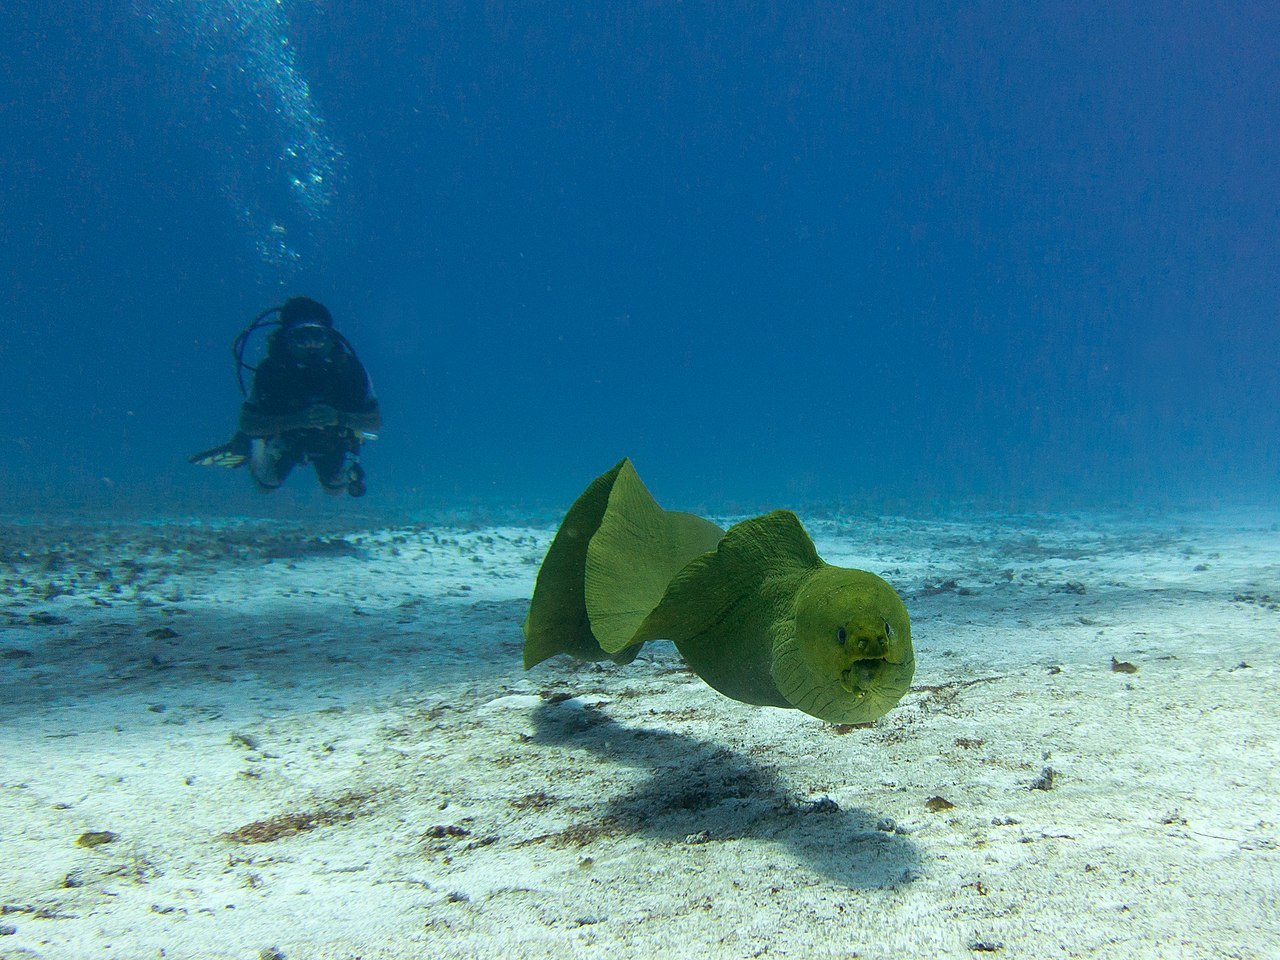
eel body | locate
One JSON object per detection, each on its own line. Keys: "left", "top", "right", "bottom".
{"left": 523, "top": 460, "right": 914, "bottom": 724}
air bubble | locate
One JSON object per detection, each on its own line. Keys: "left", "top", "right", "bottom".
{"left": 138, "top": 0, "right": 346, "bottom": 270}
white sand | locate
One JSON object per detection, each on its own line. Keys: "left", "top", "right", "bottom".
{"left": 0, "top": 509, "right": 1276, "bottom": 959}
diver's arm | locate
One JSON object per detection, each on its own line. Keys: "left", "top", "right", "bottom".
{"left": 238, "top": 406, "right": 321, "bottom": 436}
{"left": 239, "top": 359, "right": 310, "bottom": 436}
{"left": 337, "top": 405, "right": 382, "bottom": 434}
{"left": 334, "top": 358, "right": 382, "bottom": 434}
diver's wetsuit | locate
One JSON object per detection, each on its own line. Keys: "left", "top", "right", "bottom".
{"left": 239, "top": 348, "right": 381, "bottom": 494}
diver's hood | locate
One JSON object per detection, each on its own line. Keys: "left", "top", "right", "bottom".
{"left": 279, "top": 296, "right": 333, "bottom": 330}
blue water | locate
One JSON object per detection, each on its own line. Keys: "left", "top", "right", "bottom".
{"left": 3, "top": 2, "right": 1277, "bottom": 516}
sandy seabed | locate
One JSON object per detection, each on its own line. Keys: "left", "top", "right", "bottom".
{"left": 0, "top": 506, "right": 1276, "bottom": 960}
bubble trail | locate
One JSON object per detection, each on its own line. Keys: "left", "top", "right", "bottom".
{"left": 137, "top": 0, "right": 346, "bottom": 270}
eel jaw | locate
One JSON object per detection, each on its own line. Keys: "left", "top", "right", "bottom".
{"left": 839, "top": 659, "right": 883, "bottom": 695}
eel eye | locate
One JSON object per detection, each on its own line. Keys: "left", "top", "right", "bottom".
{"left": 884, "top": 620, "right": 894, "bottom": 639}
{"left": 836, "top": 626, "right": 847, "bottom": 645}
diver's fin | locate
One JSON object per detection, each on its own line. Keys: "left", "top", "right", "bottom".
{"left": 188, "top": 434, "right": 249, "bottom": 469}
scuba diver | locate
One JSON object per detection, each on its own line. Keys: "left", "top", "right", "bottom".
{"left": 190, "top": 296, "right": 381, "bottom": 497}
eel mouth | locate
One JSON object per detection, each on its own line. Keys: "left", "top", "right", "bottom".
{"left": 839, "top": 660, "right": 883, "bottom": 695}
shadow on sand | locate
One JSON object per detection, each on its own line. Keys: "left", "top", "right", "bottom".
{"left": 529, "top": 699, "right": 920, "bottom": 890}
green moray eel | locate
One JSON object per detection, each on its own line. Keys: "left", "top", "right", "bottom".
{"left": 523, "top": 460, "right": 914, "bottom": 724}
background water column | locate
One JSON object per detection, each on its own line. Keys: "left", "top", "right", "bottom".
{"left": 137, "top": 0, "right": 345, "bottom": 270}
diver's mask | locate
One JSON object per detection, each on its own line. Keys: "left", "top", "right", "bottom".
{"left": 282, "top": 322, "right": 336, "bottom": 364}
